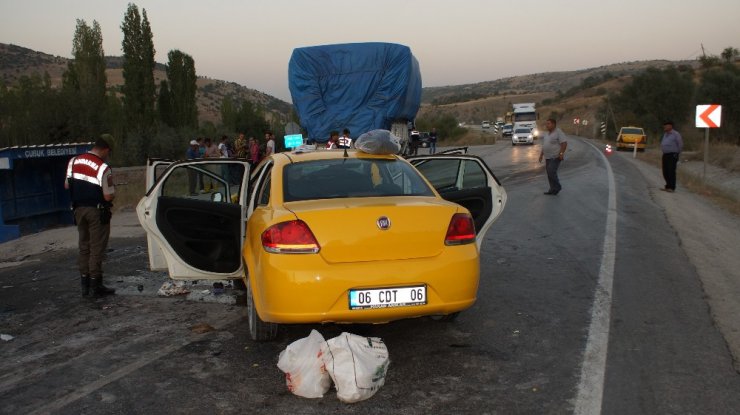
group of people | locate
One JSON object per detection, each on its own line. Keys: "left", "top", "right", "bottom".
{"left": 538, "top": 118, "right": 683, "bottom": 196}
{"left": 187, "top": 131, "right": 276, "bottom": 166}
{"left": 325, "top": 129, "right": 353, "bottom": 149}
{"left": 409, "top": 128, "right": 438, "bottom": 155}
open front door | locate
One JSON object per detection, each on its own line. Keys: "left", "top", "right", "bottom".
{"left": 143, "top": 159, "right": 175, "bottom": 271}
{"left": 409, "top": 155, "right": 507, "bottom": 249}
{"left": 136, "top": 159, "right": 250, "bottom": 280}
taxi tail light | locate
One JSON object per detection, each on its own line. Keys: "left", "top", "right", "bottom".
{"left": 262, "top": 220, "right": 320, "bottom": 254}
{"left": 445, "top": 213, "right": 476, "bottom": 245}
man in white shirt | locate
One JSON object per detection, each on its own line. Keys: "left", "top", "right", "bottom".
{"left": 265, "top": 131, "right": 276, "bottom": 156}
{"left": 538, "top": 118, "right": 568, "bottom": 195}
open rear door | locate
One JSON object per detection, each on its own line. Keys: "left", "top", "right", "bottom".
{"left": 136, "top": 159, "right": 250, "bottom": 280}
{"left": 409, "top": 155, "right": 507, "bottom": 249}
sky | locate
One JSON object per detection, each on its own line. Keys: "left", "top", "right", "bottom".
{"left": 1, "top": 0, "right": 739, "bottom": 102}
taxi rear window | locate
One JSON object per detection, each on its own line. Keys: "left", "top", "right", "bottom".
{"left": 283, "top": 158, "right": 434, "bottom": 202}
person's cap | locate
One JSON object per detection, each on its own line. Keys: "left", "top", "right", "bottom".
{"left": 190, "top": 139, "right": 198, "bottom": 146}
{"left": 662, "top": 120, "right": 674, "bottom": 126}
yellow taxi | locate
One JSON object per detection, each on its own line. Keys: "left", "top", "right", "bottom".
{"left": 137, "top": 146, "right": 506, "bottom": 341}
{"left": 616, "top": 126, "right": 647, "bottom": 151}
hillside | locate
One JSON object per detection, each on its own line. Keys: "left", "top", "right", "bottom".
{"left": 419, "top": 60, "right": 698, "bottom": 137}
{"left": 0, "top": 43, "right": 292, "bottom": 125}
{"left": 2, "top": 42, "right": 702, "bottom": 136}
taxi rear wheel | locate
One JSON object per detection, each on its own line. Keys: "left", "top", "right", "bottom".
{"left": 247, "top": 277, "right": 278, "bottom": 342}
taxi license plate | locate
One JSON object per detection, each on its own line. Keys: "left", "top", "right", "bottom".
{"left": 349, "top": 285, "right": 426, "bottom": 310}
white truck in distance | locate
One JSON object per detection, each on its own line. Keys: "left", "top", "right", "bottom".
{"left": 512, "top": 103, "right": 538, "bottom": 138}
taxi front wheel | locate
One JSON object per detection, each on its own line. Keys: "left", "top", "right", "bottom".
{"left": 247, "top": 277, "right": 278, "bottom": 341}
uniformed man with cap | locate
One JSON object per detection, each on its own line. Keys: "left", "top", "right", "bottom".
{"left": 64, "top": 137, "right": 116, "bottom": 297}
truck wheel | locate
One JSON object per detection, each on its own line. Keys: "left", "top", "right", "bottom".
{"left": 247, "top": 277, "right": 278, "bottom": 341}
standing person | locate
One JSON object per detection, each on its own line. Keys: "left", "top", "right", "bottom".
{"left": 203, "top": 137, "right": 220, "bottom": 191}
{"left": 429, "top": 127, "right": 438, "bottom": 154}
{"left": 338, "top": 128, "right": 352, "bottom": 149}
{"left": 204, "top": 137, "right": 220, "bottom": 158}
{"left": 218, "top": 135, "right": 230, "bottom": 158}
{"left": 264, "top": 131, "right": 276, "bottom": 156}
{"left": 538, "top": 118, "right": 568, "bottom": 195}
{"left": 186, "top": 140, "right": 200, "bottom": 195}
{"left": 197, "top": 137, "right": 206, "bottom": 157}
{"left": 235, "top": 133, "right": 248, "bottom": 159}
{"left": 326, "top": 131, "right": 339, "bottom": 149}
{"left": 248, "top": 137, "right": 261, "bottom": 167}
{"left": 65, "top": 137, "right": 116, "bottom": 297}
{"left": 660, "top": 120, "right": 683, "bottom": 192}
{"left": 409, "top": 130, "right": 420, "bottom": 155}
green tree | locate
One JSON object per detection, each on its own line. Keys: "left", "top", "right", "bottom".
{"left": 220, "top": 97, "right": 268, "bottom": 137}
{"left": 699, "top": 55, "right": 721, "bottom": 69}
{"left": 121, "top": 2, "right": 156, "bottom": 162}
{"left": 611, "top": 66, "right": 694, "bottom": 135}
{"left": 720, "top": 47, "right": 739, "bottom": 64}
{"left": 165, "top": 49, "right": 198, "bottom": 129}
{"left": 696, "top": 65, "right": 740, "bottom": 144}
{"left": 415, "top": 113, "right": 466, "bottom": 140}
{"left": 157, "top": 79, "right": 174, "bottom": 126}
{"left": 62, "top": 19, "right": 108, "bottom": 139}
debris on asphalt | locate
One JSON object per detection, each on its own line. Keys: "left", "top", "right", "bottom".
{"left": 157, "top": 281, "right": 190, "bottom": 297}
{"left": 190, "top": 323, "right": 215, "bottom": 334}
{"left": 1, "top": 334, "right": 14, "bottom": 341}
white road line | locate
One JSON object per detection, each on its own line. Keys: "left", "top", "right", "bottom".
{"left": 573, "top": 139, "right": 617, "bottom": 415}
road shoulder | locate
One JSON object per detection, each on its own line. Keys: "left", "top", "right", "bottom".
{"left": 625, "top": 154, "right": 740, "bottom": 372}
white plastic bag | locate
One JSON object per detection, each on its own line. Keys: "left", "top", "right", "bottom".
{"left": 354, "top": 129, "right": 401, "bottom": 155}
{"left": 322, "top": 332, "right": 390, "bottom": 403}
{"left": 277, "top": 329, "right": 331, "bottom": 398}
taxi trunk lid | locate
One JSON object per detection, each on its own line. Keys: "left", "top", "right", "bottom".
{"left": 285, "top": 196, "right": 461, "bottom": 263}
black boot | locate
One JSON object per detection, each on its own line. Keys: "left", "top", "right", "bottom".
{"left": 81, "top": 274, "right": 90, "bottom": 297}
{"left": 90, "top": 276, "right": 116, "bottom": 297}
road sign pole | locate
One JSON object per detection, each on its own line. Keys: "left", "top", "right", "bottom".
{"left": 703, "top": 128, "right": 709, "bottom": 182}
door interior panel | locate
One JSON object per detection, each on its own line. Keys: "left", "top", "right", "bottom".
{"left": 156, "top": 196, "right": 242, "bottom": 273}
{"left": 438, "top": 187, "right": 493, "bottom": 233}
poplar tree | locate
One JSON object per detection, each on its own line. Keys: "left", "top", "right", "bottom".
{"left": 121, "top": 3, "right": 156, "bottom": 141}
{"left": 165, "top": 49, "right": 198, "bottom": 129}
{"left": 62, "top": 19, "right": 107, "bottom": 138}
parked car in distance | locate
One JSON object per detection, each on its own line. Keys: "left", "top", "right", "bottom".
{"left": 481, "top": 121, "right": 491, "bottom": 129}
{"left": 511, "top": 128, "right": 534, "bottom": 146}
{"left": 137, "top": 145, "right": 507, "bottom": 341}
{"left": 501, "top": 124, "right": 513, "bottom": 137}
{"left": 616, "top": 126, "right": 646, "bottom": 151}
{"left": 418, "top": 131, "right": 433, "bottom": 148}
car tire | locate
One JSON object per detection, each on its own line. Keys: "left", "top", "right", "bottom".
{"left": 247, "top": 276, "right": 278, "bottom": 342}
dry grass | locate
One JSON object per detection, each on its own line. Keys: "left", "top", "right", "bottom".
{"left": 633, "top": 145, "right": 740, "bottom": 217}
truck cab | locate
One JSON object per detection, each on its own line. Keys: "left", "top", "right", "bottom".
{"left": 512, "top": 103, "right": 539, "bottom": 138}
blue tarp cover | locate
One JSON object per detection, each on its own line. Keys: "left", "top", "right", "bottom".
{"left": 288, "top": 42, "right": 421, "bottom": 143}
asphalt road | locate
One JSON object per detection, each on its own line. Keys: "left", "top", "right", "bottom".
{"left": 1, "top": 138, "right": 739, "bottom": 414}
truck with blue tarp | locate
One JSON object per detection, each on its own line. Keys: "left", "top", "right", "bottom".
{"left": 288, "top": 42, "right": 422, "bottom": 152}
